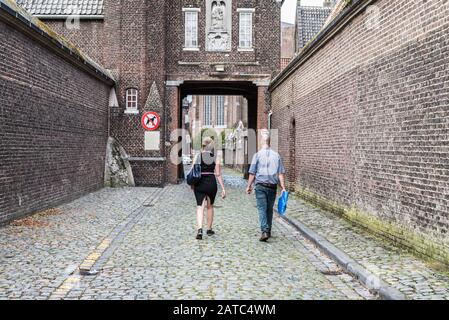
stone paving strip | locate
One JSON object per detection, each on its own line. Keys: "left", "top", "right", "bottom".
{"left": 48, "top": 187, "right": 172, "bottom": 300}
{"left": 143, "top": 187, "right": 169, "bottom": 207}
{"left": 285, "top": 196, "right": 449, "bottom": 300}
{"left": 280, "top": 215, "right": 405, "bottom": 300}
{"left": 0, "top": 187, "right": 157, "bottom": 300}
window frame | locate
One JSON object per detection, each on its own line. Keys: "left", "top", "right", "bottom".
{"left": 238, "top": 9, "right": 255, "bottom": 51}
{"left": 216, "top": 96, "right": 225, "bottom": 128}
{"left": 183, "top": 8, "right": 200, "bottom": 50}
{"left": 125, "top": 88, "right": 139, "bottom": 114}
{"left": 203, "top": 96, "right": 213, "bottom": 127}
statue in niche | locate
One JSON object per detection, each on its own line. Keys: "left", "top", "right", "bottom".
{"left": 207, "top": 0, "right": 231, "bottom": 51}
{"left": 211, "top": 1, "right": 226, "bottom": 31}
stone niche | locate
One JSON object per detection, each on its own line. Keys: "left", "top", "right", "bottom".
{"left": 206, "top": 0, "right": 232, "bottom": 52}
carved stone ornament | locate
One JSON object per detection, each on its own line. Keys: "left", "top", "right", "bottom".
{"left": 206, "top": 0, "right": 232, "bottom": 51}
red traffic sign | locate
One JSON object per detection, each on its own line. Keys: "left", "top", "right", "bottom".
{"left": 141, "top": 112, "right": 161, "bottom": 131}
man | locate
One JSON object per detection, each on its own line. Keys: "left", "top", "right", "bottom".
{"left": 246, "top": 130, "right": 286, "bottom": 242}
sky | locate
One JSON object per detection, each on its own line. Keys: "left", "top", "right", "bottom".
{"left": 282, "top": 0, "right": 324, "bottom": 23}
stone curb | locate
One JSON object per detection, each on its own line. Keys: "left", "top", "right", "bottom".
{"left": 279, "top": 214, "right": 407, "bottom": 300}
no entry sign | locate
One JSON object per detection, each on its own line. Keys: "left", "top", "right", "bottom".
{"left": 141, "top": 112, "right": 161, "bottom": 131}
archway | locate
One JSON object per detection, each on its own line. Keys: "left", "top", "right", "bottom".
{"left": 177, "top": 81, "right": 260, "bottom": 181}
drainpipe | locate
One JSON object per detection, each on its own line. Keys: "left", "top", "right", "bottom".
{"left": 268, "top": 110, "right": 273, "bottom": 130}
{"left": 107, "top": 91, "right": 111, "bottom": 138}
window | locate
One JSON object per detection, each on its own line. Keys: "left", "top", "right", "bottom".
{"left": 184, "top": 10, "right": 199, "bottom": 49}
{"left": 125, "top": 88, "right": 138, "bottom": 113}
{"left": 239, "top": 11, "right": 253, "bottom": 49}
{"left": 203, "top": 96, "right": 212, "bottom": 126}
{"left": 216, "top": 96, "right": 225, "bottom": 127}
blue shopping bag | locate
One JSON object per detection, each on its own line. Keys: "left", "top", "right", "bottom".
{"left": 278, "top": 191, "right": 289, "bottom": 215}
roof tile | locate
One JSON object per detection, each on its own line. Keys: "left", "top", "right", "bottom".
{"left": 296, "top": 6, "right": 332, "bottom": 50}
{"left": 16, "top": 0, "right": 104, "bottom": 16}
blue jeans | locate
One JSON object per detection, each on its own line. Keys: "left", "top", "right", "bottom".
{"left": 255, "top": 185, "right": 277, "bottom": 233}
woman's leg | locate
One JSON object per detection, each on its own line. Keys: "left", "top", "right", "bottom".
{"left": 206, "top": 197, "right": 214, "bottom": 230}
{"left": 197, "top": 197, "right": 207, "bottom": 230}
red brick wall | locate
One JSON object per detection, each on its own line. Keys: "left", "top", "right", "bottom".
{"left": 271, "top": 0, "right": 449, "bottom": 242}
{"left": 257, "top": 86, "right": 268, "bottom": 130}
{"left": 166, "top": 86, "right": 181, "bottom": 185}
{"left": 131, "top": 161, "right": 165, "bottom": 187}
{"left": 44, "top": 20, "right": 105, "bottom": 65}
{"left": 104, "top": 0, "right": 168, "bottom": 186}
{"left": 105, "top": 0, "right": 166, "bottom": 154}
{"left": 281, "top": 22, "right": 295, "bottom": 59}
{"left": 0, "top": 19, "right": 111, "bottom": 224}
{"left": 42, "top": 1, "right": 169, "bottom": 167}
{"left": 165, "top": 0, "right": 281, "bottom": 79}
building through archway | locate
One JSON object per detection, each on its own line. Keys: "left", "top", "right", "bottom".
{"left": 173, "top": 81, "right": 261, "bottom": 182}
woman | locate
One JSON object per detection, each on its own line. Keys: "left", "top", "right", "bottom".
{"left": 192, "top": 137, "right": 226, "bottom": 240}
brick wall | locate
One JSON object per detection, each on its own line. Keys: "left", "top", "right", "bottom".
{"left": 40, "top": 1, "right": 170, "bottom": 187}
{"left": 0, "top": 16, "right": 112, "bottom": 224}
{"left": 44, "top": 20, "right": 105, "bottom": 65}
{"left": 281, "top": 22, "right": 295, "bottom": 59}
{"left": 166, "top": 0, "right": 281, "bottom": 78}
{"left": 105, "top": 0, "right": 166, "bottom": 155}
{"left": 105, "top": 0, "right": 168, "bottom": 186}
{"left": 270, "top": 0, "right": 449, "bottom": 246}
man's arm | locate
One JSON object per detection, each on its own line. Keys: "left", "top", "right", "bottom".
{"left": 279, "top": 173, "right": 286, "bottom": 192}
{"left": 278, "top": 156, "right": 287, "bottom": 192}
{"left": 246, "top": 174, "right": 256, "bottom": 194}
{"left": 247, "top": 153, "right": 258, "bottom": 194}
{"left": 215, "top": 156, "right": 226, "bottom": 199}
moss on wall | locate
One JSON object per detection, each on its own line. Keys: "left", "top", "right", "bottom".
{"left": 294, "top": 186, "right": 449, "bottom": 267}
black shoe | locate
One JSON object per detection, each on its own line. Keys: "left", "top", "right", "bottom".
{"left": 196, "top": 229, "right": 203, "bottom": 240}
{"left": 259, "top": 232, "right": 269, "bottom": 242}
{"left": 267, "top": 231, "right": 272, "bottom": 239}
{"left": 207, "top": 229, "right": 215, "bottom": 236}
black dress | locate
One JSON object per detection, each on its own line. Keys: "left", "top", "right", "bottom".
{"left": 193, "top": 152, "right": 218, "bottom": 206}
